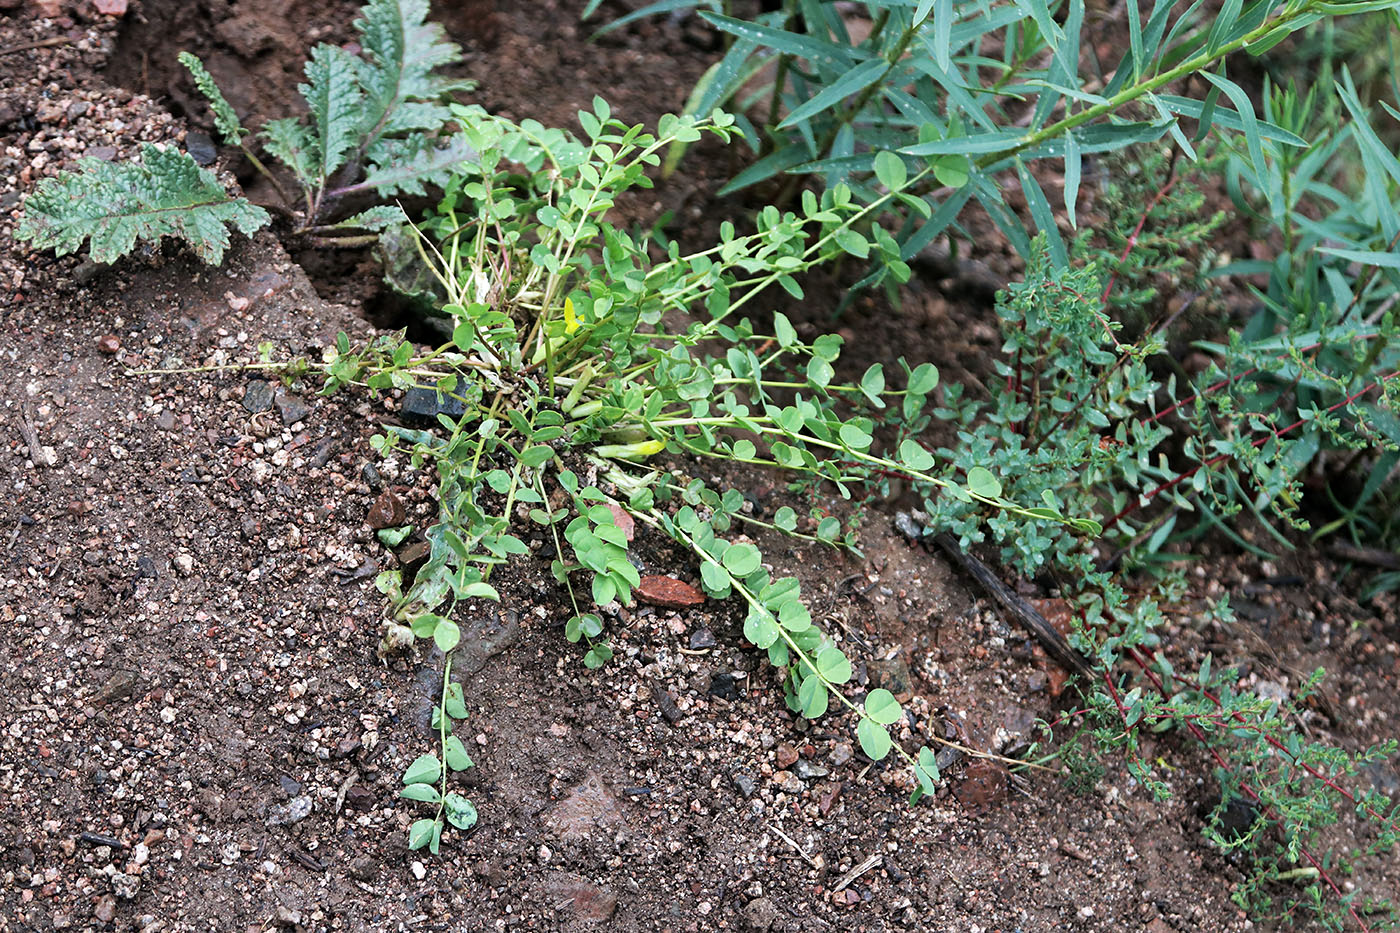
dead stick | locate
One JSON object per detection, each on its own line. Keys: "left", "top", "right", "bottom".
{"left": 933, "top": 534, "right": 1096, "bottom": 680}
{"left": 0, "top": 36, "right": 72, "bottom": 57}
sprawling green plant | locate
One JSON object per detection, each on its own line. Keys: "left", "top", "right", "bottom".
{"left": 904, "top": 70, "right": 1400, "bottom": 928}
{"left": 16, "top": 0, "right": 470, "bottom": 264}
{"left": 588, "top": 0, "right": 1399, "bottom": 292}
{"left": 313, "top": 99, "right": 1097, "bottom": 850}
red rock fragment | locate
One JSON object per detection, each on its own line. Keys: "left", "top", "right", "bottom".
{"left": 775, "top": 743, "right": 799, "bottom": 769}
{"left": 93, "top": 0, "right": 127, "bottom": 14}
{"left": 818, "top": 781, "right": 843, "bottom": 816}
{"left": 605, "top": 502, "right": 635, "bottom": 541}
{"left": 366, "top": 489, "right": 405, "bottom": 529}
{"left": 636, "top": 575, "right": 704, "bottom": 609}
{"left": 96, "top": 334, "right": 120, "bottom": 354}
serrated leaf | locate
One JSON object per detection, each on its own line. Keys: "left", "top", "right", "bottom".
{"left": 261, "top": 118, "right": 318, "bottom": 189}
{"left": 15, "top": 144, "right": 269, "bottom": 265}
{"left": 300, "top": 43, "right": 364, "bottom": 182}
{"left": 335, "top": 205, "right": 409, "bottom": 231}
{"left": 178, "top": 52, "right": 245, "bottom": 144}
{"left": 354, "top": 0, "right": 471, "bottom": 145}
{"left": 358, "top": 134, "right": 477, "bottom": 197}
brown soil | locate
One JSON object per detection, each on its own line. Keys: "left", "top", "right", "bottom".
{"left": 1, "top": 3, "right": 1396, "bottom": 933}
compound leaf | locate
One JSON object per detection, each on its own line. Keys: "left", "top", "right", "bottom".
{"left": 179, "top": 51, "right": 245, "bottom": 144}
{"left": 355, "top": 0, "right": 473, "bottom": 145}
{"left": 15, "top": 144, "right": 269, "bottom": 265}
{"left": 300, "top": 43, "right": 364, "bottom": 182}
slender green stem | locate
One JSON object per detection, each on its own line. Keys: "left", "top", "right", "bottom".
{"left": 977, "top": 4, "right": 1321, "bottom": 170}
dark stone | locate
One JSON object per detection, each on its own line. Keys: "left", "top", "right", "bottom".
{"left": 242, "top": 379, "right": 274, "bottom": 413}
{"left": 688, "top": 628, "right": 716, "bottom": 650}
{"left": 185, "top": 130, "right": 217, "bottom": 166}
{"left": 400, "top": 387, "right": 468, "bottom": 426}
{"left": 650, "top": 683, "right": 682, "bottom": 724}
{"left": 97, "top": 670, "right": 139, "bottom": 704}
{"left": 361, "top": 462, "right": 381, "bottom": 488}
{"left": 308, "top": 436, "right": 337, "bottom": 468}
{"left": 707, "top": 672, "right": 741, "bottom": 702}
{"left": 344, "top": 785, "right": 376, "bottom": 811}
{"left": 396, "top": 540, "right": 430, "bottom": 575}
{"left": 135, "top": 556, "right": 157, "bottom": 579}
{"left": 273, "top": 387, "right": 312, "bottom": 425}
{"left": 278, "top": 775, "right": 302, "bottom": 797}
{"left": 868, "top": 656, "right": 912, "bottom": 699}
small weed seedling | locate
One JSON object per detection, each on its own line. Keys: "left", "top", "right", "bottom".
{"left": 16, "top": 0, "right": 470, "bottom": 264}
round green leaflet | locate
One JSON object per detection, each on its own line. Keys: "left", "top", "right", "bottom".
{"left": 857, "top": 718, "right": 892, "bottom": 761}
{"left": 815, "top": 645, "right": 852, "bottom": 684}
{"left": 722, "top": 542, "right": 762, "bottom": 576}
{"left": 864, "top": 688, "right": 902, "bottom": 725}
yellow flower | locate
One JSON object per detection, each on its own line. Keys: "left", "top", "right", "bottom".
{"left": 563, "top": 296, "right": 579, "bottom": 335}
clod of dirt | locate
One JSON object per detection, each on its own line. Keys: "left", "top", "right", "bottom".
{"left": 951, "top": 759, "right": 1009, "bottom": 814}
{"left": 543, "top": 773, "right": 625, "bottom": 842}
{"left": 636, "top": 575, "right": 704, "bottom": 608}
{"left": 453, "top": 610, "right": 522, "bottom": 675}
{"left": 741, "top": 896, "right": 781, "bottom": 931}
{"left": 366, "top": 489, "right": 406, "bottom": 529}
{"left": 544, "top": 872, "right": 618, "bottom": 923}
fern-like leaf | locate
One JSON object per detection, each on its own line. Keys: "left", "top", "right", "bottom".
{"left": 15, "top": 144, "right": 269, "bottom": 265}
{"left": 299, "top": 44, "right": 364, "bottom": 183}
{"left": 261, "top": 117, "right": 317, "bottom": 190}
{"left": 179, "top": 51, "right": 246, "bottom": 145}
{"left": 335, "top": 205, "right": 409, "bottom": 231}
{"left": 358, "top": 133, "right": 475, "bottom": 197}
{"left": 355, "top": 0, "right": 472, "bottom": 144}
